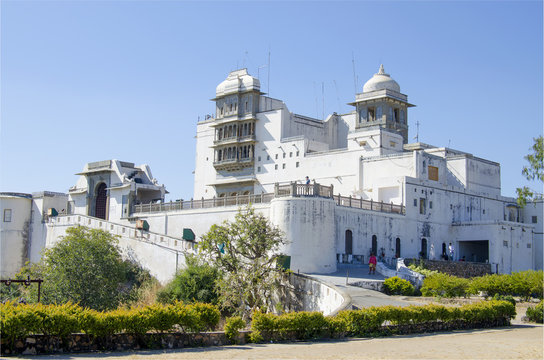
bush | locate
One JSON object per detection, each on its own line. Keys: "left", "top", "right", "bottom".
{"left": 526, "top": 301, "right": 544, "bottom": 323}
{"left": 0, "top": 301, "right": 222, "bottom": 341}
{"left": 224, "top": 316, "right": 246, "bottom": 343}
{"left": 383, "top": 277, "right": 415, "bottom": 296}
{"left": 247, "top": 301, "right": 515, "bottom": 342}
{"left": 468, "top": 271, "right": 543, "bottom": 300}
{"left": 421, "top": 273, "right": 470, "bottom": 298}
{"left": 157, "top": 256, "right": 220, "bottom": 305}
{"left": 407, "top": 263, "right": 439, "bottom": 277}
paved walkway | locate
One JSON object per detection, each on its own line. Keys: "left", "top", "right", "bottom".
{"left": 22, "top": 325, "right": 544, "bottom": 359}
{"left": 308, "top": 264, "right": 417, "bottom": 309}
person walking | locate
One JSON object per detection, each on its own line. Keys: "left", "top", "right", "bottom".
{"left": 368, "top": 253, "right": 377, "bottom": 275}
{"left": 448, "top": 242, "right": 455, "bottom": 261}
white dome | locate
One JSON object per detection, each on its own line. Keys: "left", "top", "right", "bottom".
{"left": 362, "top": 65, "right": 400, "bottom": 93}
{"left": 216, "top": 69, "right": 260, "bottom": 97}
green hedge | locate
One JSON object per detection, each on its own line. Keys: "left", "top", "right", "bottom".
{"left": 421, "top": 270, "right": 543, "bottom": 299}
{"left": 1, "top": 300, "right": 516, "bottom": 345}
{"left": 0, "top": 301, "right": 220, "bottom": 341}
{"left": 526, "top": 301, "right": 543, "bottom": 323}
{"left": 383, "top": 277, "right": 415, "bottom": 296}
{"left": 250, "top": 300, "right": 515, "bottom": 341}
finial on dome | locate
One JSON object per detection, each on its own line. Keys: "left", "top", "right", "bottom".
{"left": 378, "top": 64, "right": 385, "bottom": 75}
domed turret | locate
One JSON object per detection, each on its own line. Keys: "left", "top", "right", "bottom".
{"left": 362, "top": 64, "right": 401, "bottom": 93}
{"left": 216, "top": 69, "right": 260, "bottom": 98}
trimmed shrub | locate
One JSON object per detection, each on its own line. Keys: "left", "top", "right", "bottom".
{"left": 224, "top": 316, "right": 246, "bottom": 343}
{"left": 526, "top": 301, "right": 544, "bottom": 323}
{"left": 383, "top": 277, "right": 415, "bottom": 296}
{"left": 468, "top": 270, "right": 543, "bottom": 300}
{"left": 421, "top": 273, "right": 470, "bottom": 298}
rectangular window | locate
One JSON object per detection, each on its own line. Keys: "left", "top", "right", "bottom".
{"left": 283, "top": 153, "right": 286, "bottom": 158}
{"left": 413, "top": 199, "right": 417, "bottom": 207}
{"left": 368, "top": 107, "right": 375, "bottom": 122}
{"left": 3, "top": 209, "right": 12, "bottom": 222}
{"left": 503, "top": 240, "right": 508, "bottom": 247}
{"left": 275, "top": 164, "right": 278, "bottom": 170}
{"left": 532, "top": 216, "right": 538, "bottom": 224}
{"left": 428, "top": 166, "right": 439, "bottom": 181}
{"left": 267, "top": 155, "right": 270, "bottom": 160}
{"left": 296, "top": 151, "right": 300, "bottom": 156}
{"left": 289, "top": 152, "right": 293, "bottom": 157}
{"left": 296, "top": 162, "right": 300, "bottom": 168}
{"left": 275, "top": 154, "right": 278, "bottom": 160}
{"left": 419, "top": 198, "right": 426, "bottom": 215}
{"left": 282, "top": 163, "right": 286, "bottom": 169}
{"left": 527, "top": 243, "right": 532, "bottom": 248}
{"left": 258, "top": 156, "right": 261, "bottom": 161}
{"left": 429, "top": 201, "right": 433, "bottom": 209}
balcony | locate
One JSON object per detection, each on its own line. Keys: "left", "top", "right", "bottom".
{"left": 213, "top": 134, "right": 256, "bottom": 146}
{"left": 213, "top": 157, "right": 254, "bottom": 171}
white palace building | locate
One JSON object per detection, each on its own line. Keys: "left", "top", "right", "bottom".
{"left": 2, "top": 66, "right": 542, "bottom": 282}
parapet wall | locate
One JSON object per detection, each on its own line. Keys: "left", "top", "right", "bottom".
{"left": 288, "top": 273, "right": 350, "bottom": 316}
{"left": 405, "top": 259, "right": 492, "bottom": 278}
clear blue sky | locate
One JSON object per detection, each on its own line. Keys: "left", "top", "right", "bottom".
{"left": 1, "top": 1, "right": 542, "bottom": 201}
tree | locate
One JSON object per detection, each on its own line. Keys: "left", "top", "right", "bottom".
{"left": 157, "top": 254, "right": 220, "bottom": 305}
{"left": 517, "top": 136, "right": 543, "bottom": 207}
{"left": 23, "top": 226, "right": 145, "bottom": 311}
{"left": 197, "top": 207, "right": 286, "bottom": 319}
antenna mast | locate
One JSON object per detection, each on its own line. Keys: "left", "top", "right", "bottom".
{"left": 352, "top": 52, "right": 357, "bottom": 94}
{"left": 267, "top": 50, "right": 271, "bottom": 95}
{"left": 415, "top": 120, "right": 420, "bottom": 142}
{"left": 322, "top": 82, "right": 325, "bottom": 120}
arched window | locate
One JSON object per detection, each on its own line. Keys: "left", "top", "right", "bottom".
{"left": 95, "top": 183, "right": 108, "bottom": 220}
{"left": 371, "top": 235, "right": 377, "bottom": 255}
{"left": 421, "top": 238, "right": 428, "bottom": 259}
{"left": 395, "top": 238, "right": 401, "bottom": 258}
{"left": 345, "top": 230, "right": 353, "bottom": 255}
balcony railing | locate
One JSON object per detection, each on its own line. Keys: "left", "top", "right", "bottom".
{"left": 132, "top": 182, "right": 405, "bottom": 216}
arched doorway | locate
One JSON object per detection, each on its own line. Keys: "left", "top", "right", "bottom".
{"left": 395, "top": 238, "right": 401, "bottom": 258}
{"left": 421, "top": 238, "right": 428, "bottom": 259}
{"left": 442, "top": 242, "right": 447, "bottom": 260}
{"left": 371, "top": 235, "right": 377, "bottom": 255}
{"left": 95, "top": 183, "right": 107, "bottom": 220}
{"left": 345, "top": 230, "right": 353, "bottom": 255}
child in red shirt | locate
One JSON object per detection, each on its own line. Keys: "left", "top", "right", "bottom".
{"left": 369, "top": 253, "right": 377, "bottom": 275}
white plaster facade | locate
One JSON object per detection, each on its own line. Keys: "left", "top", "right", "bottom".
{"left": 2, "top": 66, "right": 542, "bottom": 281}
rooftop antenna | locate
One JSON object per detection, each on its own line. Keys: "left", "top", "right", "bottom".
{"left": 352, "top": 52, "right": 357, "bottom": 94}
{"left": 415, "top": 120, "right": 420, "bottom": 142}
{"left": 267, "top": 49, "right": 271, "bottom": 95}
{"left": 242, "top": 50, "right": 248, "bottom": 68}
{"left": 333, "top": 80, "right": 341, "bottom": 112}
{"left": 313, "top": 82, "right": 319, "bottom": 119}
{"left": 322, "top": 82, "right": 325, "bottom": 120}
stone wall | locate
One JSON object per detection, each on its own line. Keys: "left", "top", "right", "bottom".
{"left": 405, "top": 259, "right": 492, "bottom": 278}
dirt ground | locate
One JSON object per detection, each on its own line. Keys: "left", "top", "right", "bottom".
{"left": 21, "top": 324, "right": 543, "bottom": 360}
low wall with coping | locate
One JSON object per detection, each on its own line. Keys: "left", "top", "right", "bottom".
{"left": 288, "top": 273, "right": 351, "bottom": 316}
{"left": 404, "top": 259, "right": 492, "bottom": 278}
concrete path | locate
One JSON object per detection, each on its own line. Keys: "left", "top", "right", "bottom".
{"left": 308, "top": 264, "right": 418, "bottom": 309}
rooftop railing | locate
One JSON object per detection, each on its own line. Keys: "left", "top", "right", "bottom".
{"left": 132, "top": 182, "right": 405, "bottom": 215}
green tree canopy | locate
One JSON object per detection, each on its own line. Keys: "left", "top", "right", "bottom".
{"left": 24, "top": 226, "right": 147, "bottom": 311}
{"left": 517, "top": 136, "right": 543, "bottom": 207}
{"left": 197, "top": 207, "right": 286, "bottom": 319}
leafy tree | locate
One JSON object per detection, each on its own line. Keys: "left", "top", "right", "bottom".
{"left": 157, "top": 254, "right": 220, "bottom": 305}
{"left": 517, "top": 136, "right": 543, "bottom": 207}
{"left": 197, "top": 206, "right": 286, "bottom": 319}
{"left": 23, "top": 226, "right": 147, "bottom": 311}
